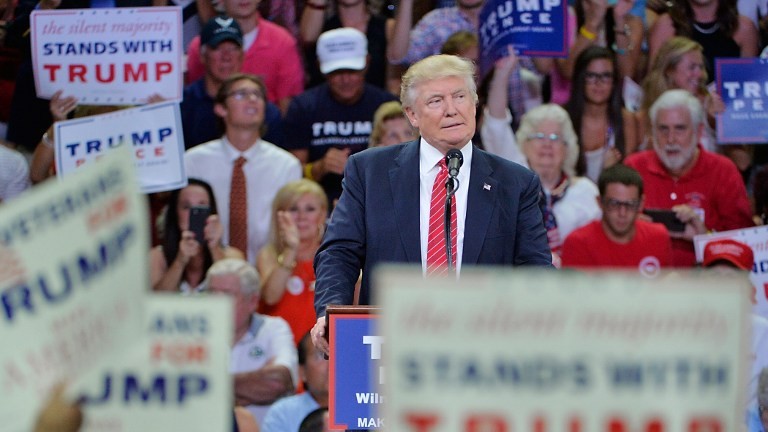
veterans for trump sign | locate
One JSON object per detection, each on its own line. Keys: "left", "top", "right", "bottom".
{"left": 75, "top": 295, "right": 234, "bottom": 432}
{"left": 31, "top": 7, "right": 182, "bottom": 104}
{"left": 478, "top": 0, "right": 567, "bottom": 76}
{"left": 716, "top": 57, "right": 768, "bottom": 144}
{"left": 378, "top": 267, "right": 749, "bottom": 432}
{"left": 54, "top": 101, "right": 186, "bottom": 194}
{"left": 0, "top": 149, "right": 148, "bottom": 432}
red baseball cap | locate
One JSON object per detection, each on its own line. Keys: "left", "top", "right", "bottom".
{"left": 702, "top": 239, "right": 754, "bottom": 270}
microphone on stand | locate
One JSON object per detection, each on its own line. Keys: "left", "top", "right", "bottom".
{"left": 446, "top": 149, "right": 463, "bottom": 181}
{"left": 444, "top": 149, "right": 463, "bottom": 271}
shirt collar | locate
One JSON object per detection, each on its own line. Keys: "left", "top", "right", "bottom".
{"left": 221, "top": 136, "right": 263, "bottom": 163}
{"left": 419, "top": 138, "right": 473, "bottom": 173}
{"left": 235, "top": 313, "right": 265, "bottom": 345}
{"left": 647, "top": 145, "right": 704, "bottom": 180}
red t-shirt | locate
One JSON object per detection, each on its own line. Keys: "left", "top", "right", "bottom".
{"left": 624, "top": 148, "right": 753, "bottom": 266}
{"left": 258, "top": 259, "right": 315, "bottom": 345}
{"left": 562, "top": 219, "right": 673, "bottom": 276}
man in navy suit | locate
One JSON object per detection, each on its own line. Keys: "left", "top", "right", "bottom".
{"left": 311, "top": 54, "right": 551, "bottom": 353}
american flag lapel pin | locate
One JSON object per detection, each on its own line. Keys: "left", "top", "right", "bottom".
{"left": 483, "top": 183, "right": 491, "bottom": 191}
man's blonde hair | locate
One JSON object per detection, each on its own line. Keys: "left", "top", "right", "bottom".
{"left": 400, "top": 54, "right": 478, "bottom": 109}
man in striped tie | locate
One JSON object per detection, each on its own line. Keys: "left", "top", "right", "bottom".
{"left": 311, "top": 54, "right": 552, "bottom": 354}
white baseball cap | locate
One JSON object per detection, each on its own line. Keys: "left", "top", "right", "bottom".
{"left": 317, "top": 28, "right": 368, "bottom": 74}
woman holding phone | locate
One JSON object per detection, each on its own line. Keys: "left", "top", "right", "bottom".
{"left": 149, "top": 178, "right": 243, "bottom": 292}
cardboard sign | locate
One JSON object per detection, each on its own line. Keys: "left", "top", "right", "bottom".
{"left": 694, "top": 226, "right": 768, "bottom": 319}
{"left": 328, "top": 314, "right": 382, "bottom": 430}
{"left": 75, "top": 294, "right": 234, "bottom": 432}
{"left": 0, "top": 149, "right": 148, "bottom": 432}
{"left": 31, "top": 7, "right": 182, "bottom": 104}
{"left": 716, "top": 58, "right": 768, "bottom": 144}
{"left": 54, "top": 102, "right": 187, "bottom": 194}
{"left": 378, "top": 267, "right": 749, "bottom": 432}
{"left": 478, "top": 0, "right": 567, "bottom": 76}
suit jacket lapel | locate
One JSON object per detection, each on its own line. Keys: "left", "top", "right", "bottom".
{"left": 463, "top": 148, "right": 497, "bottom": 265}
{"left": 389, "top": 141, "right": 422, "bottom": 263}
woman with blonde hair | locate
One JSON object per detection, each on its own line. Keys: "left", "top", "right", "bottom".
{"left": 638, "top": 36, "right": 724, "bottom": 150}
{"left": 368, "top": 101, "right": 416, "bottom": 148}
{"left": 257, "top": 179, "right": 328, "bottom": 344}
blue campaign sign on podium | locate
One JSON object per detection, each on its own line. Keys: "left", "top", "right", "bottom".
{"left": 328, "top": 307, "right": 382, "bottom": 430}
{"left": 716, "top": 57, "right": 768, "bottom": 144}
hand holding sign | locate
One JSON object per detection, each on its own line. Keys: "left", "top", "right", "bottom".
{"left": 583, "top": 0, "right": 609, "bottom": 30}
{"left": 50, "top": 90, "right": 78, "bottom": 121}
{"left": 494, "top": 45, "right": 519, "bottom": 77}
{"left": 612, "top": 0, "right": 635, "bottom": 22}
{"left": 33, "top": 383, "right": 83, "bottom": 432}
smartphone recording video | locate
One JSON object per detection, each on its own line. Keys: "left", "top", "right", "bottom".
{"left": 189, "top": 206, "right": 211, "bottom": 243}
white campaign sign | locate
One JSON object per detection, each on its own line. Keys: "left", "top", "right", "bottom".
{"left": 694, "top": 226, "right": 768, "bottom": 318}
{"left": 378, "top": 268, "right": 749, "bottom": 432}
{"left": 31, "top": 7, "right": 182, "bottom": 104}
{"left": 54, "top": 101, "right": 187, "bottom": 194}
{"left": 75, "top": 294, "right": 234, "bottom": 432}
{"left": 0, "top": 149, "right": 148, "bottom": 432}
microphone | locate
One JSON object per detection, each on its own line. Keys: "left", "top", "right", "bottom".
{"left": 445, "top": 149, "right": 463, "bottom": 178}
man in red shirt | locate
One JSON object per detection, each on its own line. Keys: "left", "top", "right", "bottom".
{"left": 625, "top": 89, "right": 753, "bottom": 267}
{"left": 562, "top": 164, "right": 672, "bottom": 277}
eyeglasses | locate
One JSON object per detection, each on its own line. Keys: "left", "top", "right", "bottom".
{"left": 227, "top": 89, "right": 264, "bottom": 101}
{"left": 585, "top": 71, "right": 614, "bottom": 84}
{"left": 527, "top": 132, "right": 562, "bottom": 143}
{"left": 602, "top": 198, "right": 641, "bottom": 211}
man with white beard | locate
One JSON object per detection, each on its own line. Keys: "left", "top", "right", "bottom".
{"left": 625, "top": 89, "right": 753, "bottom": 267}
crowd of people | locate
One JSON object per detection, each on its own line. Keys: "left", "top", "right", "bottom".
{"left": 2, "top": 0, "right": 768, "bottom": 430}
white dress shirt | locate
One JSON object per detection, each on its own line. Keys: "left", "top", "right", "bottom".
{"left": 231, "top": 314, "right": 298, "bottom": 426}
{"left": 184, "top": 137, "right": 301, "bottom": 263}
{"left": 419, "top": 139, "right": 472, "bottom": 275}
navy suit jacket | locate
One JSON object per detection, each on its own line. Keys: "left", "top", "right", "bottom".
{"left": 313, "top": 140, "right": 552, "bottom": 317}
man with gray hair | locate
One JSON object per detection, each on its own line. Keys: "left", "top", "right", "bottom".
{"left": 625, "top": 89, "right": 753, "bottom": 267}
{"left": 206, "top": 258, "right": 298, "bottom": 427}
{"left": 311, "top": 54, "right": 551, "bottom": 354}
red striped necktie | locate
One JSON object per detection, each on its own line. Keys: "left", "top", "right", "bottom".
{"left": 426, "top": 159, "right": 457, "bottom": 275}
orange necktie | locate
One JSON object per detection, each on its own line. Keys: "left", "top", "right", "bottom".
{"left": 229, "top": 156, "right": 248, "bottom": 255}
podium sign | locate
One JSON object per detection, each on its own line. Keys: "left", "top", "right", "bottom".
{"left": 328, "top": 307, "right": 382, "bottom": 430}
{"left": 378, "top": 268, "right": 749, "bottom": 432}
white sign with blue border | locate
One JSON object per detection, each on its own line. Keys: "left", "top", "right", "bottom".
{"left": 54, "top": 101, "right": 187, "bottom": 194}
